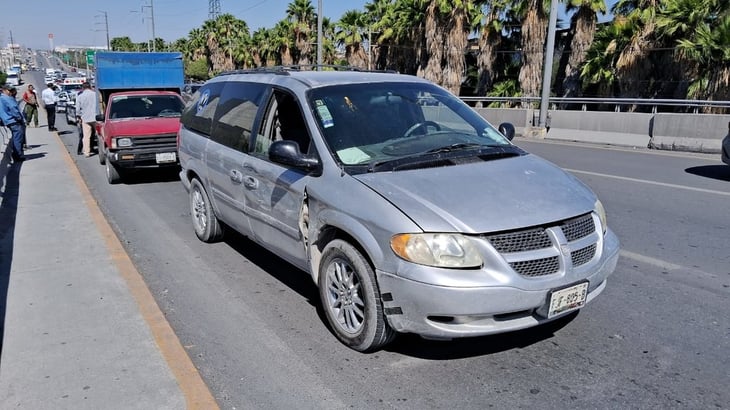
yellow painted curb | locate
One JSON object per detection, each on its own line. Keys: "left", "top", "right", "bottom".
{"left": 54, "top": 131, "right": 219, "bottom": 410}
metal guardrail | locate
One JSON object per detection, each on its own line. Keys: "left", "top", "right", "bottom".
{"left": 460, "top": 96, "right": 730, "bottom": 114}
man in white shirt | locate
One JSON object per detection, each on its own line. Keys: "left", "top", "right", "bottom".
{"left": 75, "top": 82, "right": 98, "bottom": 157}
{"left": 41, "top": 83, "right": 58, "bottom": 131}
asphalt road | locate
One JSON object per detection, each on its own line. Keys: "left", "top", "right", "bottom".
{"left": 37, "top": 66, "right": 730, "bottom": 409}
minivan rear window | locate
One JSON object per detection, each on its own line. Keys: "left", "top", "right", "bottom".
{"left": 210, "top": 81, "right": 268, "bottom": 152}
{"left": 181, "top": 82, "right": 225, "bottom": 137}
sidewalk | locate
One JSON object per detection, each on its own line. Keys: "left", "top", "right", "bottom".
{"left": 0, "top": 113, "right": 216, "bottom": 408}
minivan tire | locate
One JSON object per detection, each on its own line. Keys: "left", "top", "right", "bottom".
{"left": 319, "top": 239, "right": 395, "bottom": 352}
{"left": 190, "top": 178, "right": 224, "bottom": 242}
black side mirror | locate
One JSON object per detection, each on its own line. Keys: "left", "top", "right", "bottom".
{"left": 269, "top": 140, "right": 319, "bottom": 170}
{"left": 95, "top": 114, "right": 104, "bottom": 122}
{"left": 498, "top": 122, "right": 516, "bottom": 141}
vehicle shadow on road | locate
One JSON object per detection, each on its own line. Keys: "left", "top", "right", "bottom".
{"left": 220, "top": 225, "right": 580, "bottom": 358}
{"left": 0, "top": 148, "right": 22, "bottom": 357}
{"left": 685, "top": 165, "right": 730, "bottom": 182}
{"left": 223, "top": 229, "right": 320, "bottom": 305}
{"left": 119, "top": 167, "right": 182, "bottom": 185}
{"left": 385, "top": 311, "right": 579, "bottom": 359}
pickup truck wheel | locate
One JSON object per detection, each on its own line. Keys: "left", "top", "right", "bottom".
{"left": 190, "top": 179, "right": 223, "bottom": 242}
{"left": 106, "top": 161, "right": 122, "bottom": 184}
{"left": 319, "top": 239, "right": 395, "bottom": 352}
{"left": 98, "top": 141, "right": 106, "bottom": 165}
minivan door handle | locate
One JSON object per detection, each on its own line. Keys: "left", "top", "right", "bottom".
{"left": 243, "top": 176, "right": 258, "bottom": 189}
{"left": 229, "top": 169, "right": 243, "bottom": 183}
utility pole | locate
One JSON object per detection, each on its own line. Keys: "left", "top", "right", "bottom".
{"left": 208, "top": 0, "right": 221, "bottom": 20}
{"left": 97, "top": 11, "right": 110, "bottom": 50}
{"left": 317, "top": 0, "right": 322, "bottom": 68}
{"left": 142, "top": 0, "right": 156, "bottom": 51}
{"left": 9, "top": 30, "right": 15, "bottom": 64}
{"left": 538, "top": 0, "right": 559, "bottom": 130}
{"left": 103, "top": 11, "right": 110, "bottom": 50}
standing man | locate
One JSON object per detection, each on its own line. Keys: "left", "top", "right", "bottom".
{"left": 22, "top": 84, "right": 39, "bottom": 128}
{"left": 41, "top": 82, "right": 58, "bottom": 131}
{"left": 0, "top": 84, "right": 27, "bottom": 162}
{"left": 75, "top": 82, "right": 98, "bottom": 157}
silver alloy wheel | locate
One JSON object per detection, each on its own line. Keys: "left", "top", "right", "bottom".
{"left": 324, "top": 257, "right": 365, "bottom": 334}
{"left": 191, "top": 187, "right": 207, "bottom": 234}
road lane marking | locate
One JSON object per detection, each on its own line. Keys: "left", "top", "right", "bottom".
{"left": 57, "top": 134, "right": 219, "bottom": 410}
{"left": 619, "top": 250, "right": 718, "bottom": 279}
{"left": 565, "top": 168, "right": 730, "bottom": 197}
{"left": 619, "top": 250, "right": 682, "bottom": 271}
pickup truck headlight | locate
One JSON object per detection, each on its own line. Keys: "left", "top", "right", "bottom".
{"left": 594, "top": 199, "right": 607, "bottom": 234}
{"left": 113, "top": 137, "right": 133, "bottom": 148}
{"left": 391, "top": 233, "right": 482, "bottom": 268}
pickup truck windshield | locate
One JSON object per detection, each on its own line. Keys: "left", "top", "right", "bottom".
{"left": 109, "top": 95, "right": 184, "bottom": 119}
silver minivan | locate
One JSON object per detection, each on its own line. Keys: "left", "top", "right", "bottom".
{"left": 178, "top": 69, "right": 619, "bottom": 352}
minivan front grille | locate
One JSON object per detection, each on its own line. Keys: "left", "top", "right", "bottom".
{"left": 561, "top": 214, "right": 595, "bottom": 242}
{"left": 571, "top": 244, "right": 597, "bottom": 267}
{"left": 509, "top": 256, "right": 560, "bottom": 277}
{"left": 486, "top": 228, "right": 551, "bottom": 253}
{"left": 484, "top": 213, "right": 598, "bottom": 278}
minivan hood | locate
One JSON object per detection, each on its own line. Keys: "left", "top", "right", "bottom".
{"left": 354, "top": 154, "right": 596, "bottom": 233}
{"left": 104, "top": 117, "right": 180, "bottom": 136}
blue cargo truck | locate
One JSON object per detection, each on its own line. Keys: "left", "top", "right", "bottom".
{"left": 68, "top": 52, "right": 186, "bottom": 183}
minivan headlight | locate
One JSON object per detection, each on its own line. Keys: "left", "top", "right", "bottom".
{"left": 390, "top": 233, "right": 482, "bottom": 268}
{"left": 594, "top": 199, "right": 607, "bottom": 234}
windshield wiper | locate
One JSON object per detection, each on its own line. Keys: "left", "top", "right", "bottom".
{"left": 425, "top": 143, "right": 488, "bottom": 154}
{"left": 366, "top": 145, "right": 522, "bottom": 173}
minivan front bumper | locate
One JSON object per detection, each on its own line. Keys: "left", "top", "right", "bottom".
{"left": 376, "top": 230, "right": 620, "bottom": 339}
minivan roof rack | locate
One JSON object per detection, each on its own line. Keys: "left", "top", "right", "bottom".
{"left": 216, "top": 65, "right": 398, "bottom": 77}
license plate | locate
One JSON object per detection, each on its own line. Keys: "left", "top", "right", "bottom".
{"left": 156, "top": 152, "right": 177, "bottom": 163}
{"left": 547, "top": 281, "right": 588, "bottom": 318}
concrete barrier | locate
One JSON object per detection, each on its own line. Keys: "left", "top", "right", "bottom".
{"left": 648, "top": 113, "right": 730, "bottom": 153}
{"left": 471, "top": 107, "right": 728, "bottom": 153}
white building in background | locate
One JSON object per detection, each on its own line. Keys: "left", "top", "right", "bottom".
{"left": 54, "top": 45, "right": 108, "bottom": 53}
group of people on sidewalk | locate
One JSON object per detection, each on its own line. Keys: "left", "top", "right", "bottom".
{"left": 0, "top": 81, "right": 96, "bottom": 162}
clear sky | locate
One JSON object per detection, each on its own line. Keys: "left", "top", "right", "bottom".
{"left": 2, "top": 0, "right": 368, "bottom": 50}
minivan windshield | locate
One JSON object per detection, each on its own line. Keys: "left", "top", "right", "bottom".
{"left": 308, "top": 82, "right": 512, "bottom": 168}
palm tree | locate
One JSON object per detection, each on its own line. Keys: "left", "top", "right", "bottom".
{"left": 474, "top": 0, "right": 509, "bottom": 95}
{"left": 214, "top": 14, "right": 250, "bottom": 71}
{"left": 320, "top": 17, "right": 339, "bottom": 65}
{"left": 287, "top": 0, "right": 316, "bottom": 66}
{"left": 272, "top": 20, "right": 296, "bottom": 65}
{"left": 336, "top": 10, "right": 368, "bottom": 68}
{"left": 612, "top": 0, "right": 661, "bottom": 100}
{"left": 561, "top": 0, "right": 607, "bottom": 98}
{"left": 515, "top": 0, "right": 549, "bottom": 98}
{"left": 662, "top": 0, "right": 730, "bottom": 107}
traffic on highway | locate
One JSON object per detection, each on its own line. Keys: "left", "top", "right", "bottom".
{"left": 4, "top": 48, "right": 730, "bottom": 409}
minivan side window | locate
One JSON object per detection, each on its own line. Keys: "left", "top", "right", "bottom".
{"left": 254, "top": 90, "right": 311, "bottom": 156}
{"left": 180, "top": 82, "right": 224, "bottom": 137}
{"left": 211, "top": 81, "right": 268, "bottom": 152}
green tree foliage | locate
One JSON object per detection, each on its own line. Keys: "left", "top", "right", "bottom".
{"left": 107, "top": 0, "right": 730, "bottom": 103}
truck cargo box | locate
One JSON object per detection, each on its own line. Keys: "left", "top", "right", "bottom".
{"left": 95, "top": 52, "right": 184, "bottom": 103}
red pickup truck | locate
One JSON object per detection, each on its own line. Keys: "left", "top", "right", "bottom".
{"left": 95, "top": 90, "right": 185, "bottom": 184}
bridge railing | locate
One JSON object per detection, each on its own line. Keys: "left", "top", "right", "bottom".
{"left": 459, "top": 97, "right": 730, "bottom": 114}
